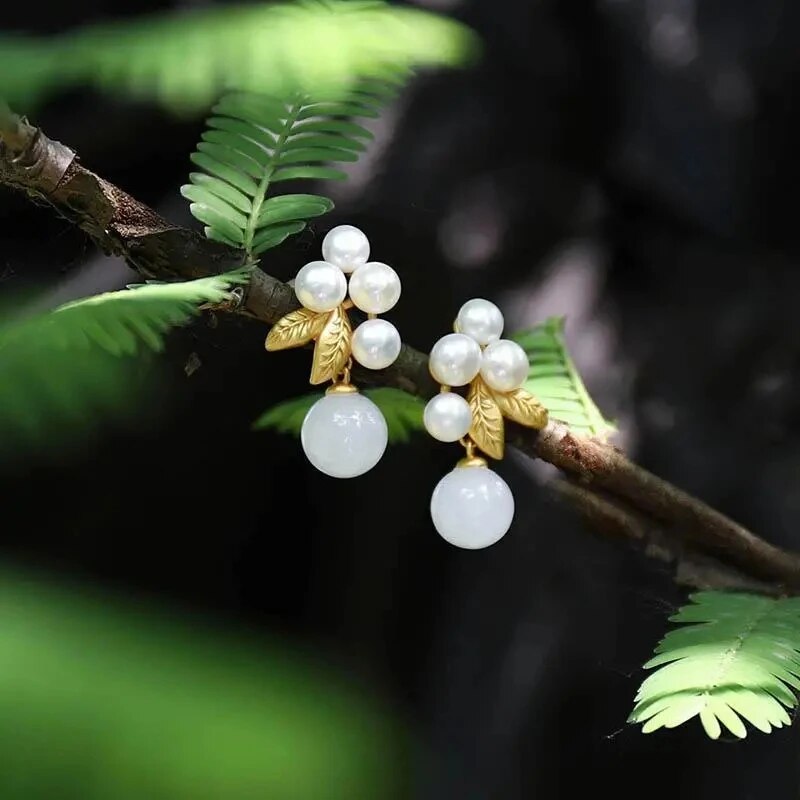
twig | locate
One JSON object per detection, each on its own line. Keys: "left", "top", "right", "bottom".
{"left": 3, "top": 112, "right": 800, "bottom": 593}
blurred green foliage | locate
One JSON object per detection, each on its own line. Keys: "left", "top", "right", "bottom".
{"left": 253, "top": 386, "right": 425, "bottom": 443}
{"left": 0, "top": 567, "right": 400, "bottom": 799}
{"left": 0, "top": 270, "right": 249, "bottom": 453}
{"left": 0, "top": 0, "right": 477, "bottom": 112}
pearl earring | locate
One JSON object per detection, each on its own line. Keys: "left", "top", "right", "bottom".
{"left": 265, "top": 225, "right": 402, "bottom": 478}
{"left": 425, "top": 298, "right": 548, "bottom": 548}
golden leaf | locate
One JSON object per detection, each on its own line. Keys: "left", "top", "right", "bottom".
{"left": 265, "top": 307, "right": 326, "bottom": 352}
{"left": 494, "top": 387, "right": 549, "bottom": 430}
{"left": 310, "top": 306, "right": 352, "bottom": 385}
{"left": 468, "top": 377, "right": 504, "bottom": 459}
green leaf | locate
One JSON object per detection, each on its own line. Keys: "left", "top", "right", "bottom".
{"left": 183, "top": 80, "right": 383, "bottom": 260}
{"left": 282, "top": 134, "right": 366, "bottom": 152}
{"left": 0, "top": 0, "right": 477, "bottom": 112}
{"left": 184, "top": 174, "right": 252, "bottom": 214}
{"left": 291, "top": 119, "right": 374, "bottom": 139}
{"left": 0, "top": 269, "right": 250, "bottom": 453}
{"left": 251, "top": 221, "right": 308, "bottom": 256}
{"left": 511, "top": 317, "right": 615, "bottom": 440}
{"left": 272, "top": 165, "right": 349, "bottom": 183}
{"left": 629, "top": 591, "right": 800, "bottom": 739}
{"left": 256, "top": 194, "right": 333, "bottom": 227}
{"left": 189, "top": 152, "right": 259, "bottom": 196}
{"left": 277, "top": 146, "right": 360, "bottom": 165}
{"left": 253, "top": 387, "right": 424, "bottom": 444}
{"left": 0, "top": 567, "right": 397, "bottom": 799}
{"left": 297, "top": 102, "right": 381, "bottom": 119}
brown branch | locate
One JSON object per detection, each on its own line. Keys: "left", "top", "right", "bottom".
{"left": 3, "top": 114, "right": 800, "bottom": 594}
{"left": 550, "top": 479, "right": 780, "bottom": 596}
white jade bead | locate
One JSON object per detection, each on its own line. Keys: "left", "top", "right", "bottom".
{"left": 430, "top": 466, "right": 514, "bottom": 549}
{"left": 294, "top": 261, "right": 347, "bottom": 312}
{"left": 455, "top": 298, "right": 505, "bottom": 345}
{"left": 321, "top": 225, "right": 370, "bottom": 273}
{"left": 428, "top": 333, "right": 482, "bottom": 387}
{"left": 348, "top": 262, "right": 402, "bottom": 314}
{"left": 479, "top": 339, "right": 529, "bottom": 392}
{"left": 352, "top": 319, "right": 401, "bottom": 370}
{"left": 301, "top": 392, "right": 387, "bottom": 478}
{"left": 423, "top": 393, "right": 472, "bottom": 442}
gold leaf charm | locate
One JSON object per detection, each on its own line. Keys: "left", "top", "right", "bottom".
{"left": 310, "top": 305, "right": 352, "bottom": 385}
{"left": 265, "top": 307, "right": 327, "bottom": 352}
{"left": 468, "top": 376, "right": 504, "bottom": 459}
{"left": 494, "top": 387, "right": 549, "bottom": 430}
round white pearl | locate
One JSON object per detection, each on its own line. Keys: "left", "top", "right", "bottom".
{"left": 480, "top": 339, "right": 529, "bottom": 393}
{"left": 455, "top": 298, "right": 505, "bottom": 345}
{"left": 294, "top": 260, "right": 347, "bottom": 313}
{"left": 428, "top": 333, "right": 482, "bottom": 387}
{"left": 301, "top": 391, "right": 387, "bottom": 478}
{"left": 347, "top": 262, "right": 401, "bottom": 314}
{"left": 321, "top": 225, "right": 370, "bottom": 274}
{"left": 430, "top": 466, "right": 514, "bottom": 549}
{"left": 423, "top": 393, "right": 472, "bottom": 442}
{"left": 351, "top": 319, "right": 401, "bottom": 370}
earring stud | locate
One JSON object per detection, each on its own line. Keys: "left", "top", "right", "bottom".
{"left": 265, "top": 225, "right": 402, "bottom": 478}
{"left": 425, "top": 298, "right": 548, "bottom": 548}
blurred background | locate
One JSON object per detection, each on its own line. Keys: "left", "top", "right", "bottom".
{"left": 3, "top": 0, "right": 800, "bottom": 797}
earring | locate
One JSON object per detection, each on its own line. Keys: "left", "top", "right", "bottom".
{"left": 424, "top": 299, "right": 548, "bottom": 549}
{"left": 265, "top": 225, "right": 402, "bottom": 478}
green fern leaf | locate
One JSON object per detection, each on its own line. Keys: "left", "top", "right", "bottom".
{"left": 512, "top": 317, "right": 615, "bottom": 439}
{"left": 629, "top": 591, "right": 800, "bottom": 739}
{"left": 0, "top": 269, "right": 249, "bottom": 450}
{"left": 253, "top": 387, "right": 424, "bottom": 444}
{"left": 0, "top": 1, "right": 476, "bottom": 112}
{"left": 53, "top": 269, "right": 251, "bottom": 354}
{"left": 182, "top": 79, "right": 395, "bottom": 259}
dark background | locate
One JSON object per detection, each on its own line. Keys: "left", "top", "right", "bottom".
{"left": 3, "top": 0, "right": 800, "bottom": 797}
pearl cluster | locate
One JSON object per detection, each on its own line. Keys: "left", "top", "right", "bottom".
{"left": 426, "top": 298, "right": 525, "bottom": 550}
{"left": 424, "top": 299, "right": 528, "bottom": 443}
{"left": 294, "top": 225, "right": 402, "bottom": 371}
{"left": 295, "top": 225, "right": 402, "bottom": 480}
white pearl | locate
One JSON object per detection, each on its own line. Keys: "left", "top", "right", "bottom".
{"left": 321, "top": 225, "right": 370, "bottom": 273}
{"left": 430, "top": 466, "right": 514, "bottom": 549}
{"left": 428, "top": 333, "right": 482, "bottom": 387}
{"left": 347, "top": 262, "right": 401, "bottom": 314}
{"left": 351, "top": 319, "right": 401, "bottom": 370}
{"left": 294, "top": 260, "right": 347, "bottom": 313}
{"left": 423, "top": 393, "right": 472, "bottom": 442}
{"left": 480, "top": 339, "right": 529, "bottom": 393}
{"left": 301, "top": 391, "right": 388, "bottom": 478}
{"left": 455, "top": 298, "right": 505, "bottom": 345}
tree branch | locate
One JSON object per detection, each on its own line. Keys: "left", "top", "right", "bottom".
{"left": 4, "top": 114, "right": 800, "bottom": 594}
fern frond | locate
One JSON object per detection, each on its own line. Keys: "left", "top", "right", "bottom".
{"left": 52, "top": 268, "right": 251, "bottom": 354}
{"left": 512, "top": 317, "right": 615, "bottom": 439}
{"left": 253, "top": 387, "right": 424, "bottom": 443}
{"left": 629, "top": 591, "right": 800, "bottom": 739}
{"left": 0, "top": 269, "right": 249, "bottom": 449}
{"left": 181, "top": 79, "right": 396, "bottom": 258}
{"left": 0, "top": 1, "right": 475, "bottom": 112}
